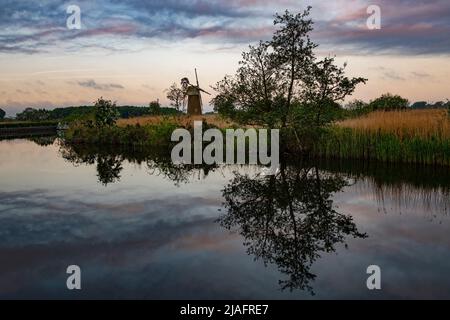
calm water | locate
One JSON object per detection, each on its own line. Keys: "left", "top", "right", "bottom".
{"left": 1, "top": 137, "right": 450, "bottom": 299}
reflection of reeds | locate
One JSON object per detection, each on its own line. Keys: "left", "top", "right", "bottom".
{"left": 354, "top": 178, "right": 450, "bottom": 217}
{"left": 313, "top": 159, "right": 450, "bottom": 218}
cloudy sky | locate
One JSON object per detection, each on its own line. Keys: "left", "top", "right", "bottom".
{"left": 1, "top": 0, "right": 450, "bottom": 115}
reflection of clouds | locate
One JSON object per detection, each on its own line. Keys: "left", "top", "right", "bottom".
{"left": 3, "top": 139, "right": 450, "bottom": 298}
{"left": 0, "top": 188, "right": 236, "bottom": 299}
{"left": 0, "top": 189, "right": 222, "bottom": 246}
{"left": 329, "top": 182, "right": 450, "bottom": 299}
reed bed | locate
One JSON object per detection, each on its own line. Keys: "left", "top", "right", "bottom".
{"left": 117, "top": 114, "right": 236, "bottom": 129}
{"left": 314, "top": 109, "right": 450, "bottom": 166}
{"left": 338, "top": 109, "right": 450, "bottom": 140}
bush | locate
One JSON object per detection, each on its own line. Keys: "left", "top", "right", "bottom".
{"left": 369, "top": 93, "right": 409, "bottom": 111}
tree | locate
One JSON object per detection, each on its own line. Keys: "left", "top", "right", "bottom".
{"left": 411, "top": 101, "right": 427, "bottom": 109}
{"left": 212, "top": 7, "right": 366, "bottom": 131}
{"left": 149, "top": 100, "right": 161, "bottom": 115}
{"left": 166, "top": 83, "right": 185, "bottom": 112}
{"left": 0, "top": 108, "right": 5, "bottom": 120}
{"left": 16, "top": 107, "right": 50, "bottom": 121}
{"left": 369, "top": 93, "right": 409, "bottom": 111}
{"left": 94, "top": 97, "right": 119, "bottom": 127}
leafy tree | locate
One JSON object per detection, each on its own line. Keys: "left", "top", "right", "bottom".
{"left": 166, "top": 83, "right": 185, "bottom": 112}
{"left": 212, "top": 7, "right": 366, "bottom": 131}
{"left": 0, "top": 108, "right": 5, "bottom": 120}
{"left": 94, "top": 98, "right": 119, "bottom": 127}
{"left": 369, "top": 93, "right": 409, "bottom": 111}
{"left": 149, "top": 100, "right": 161, "bottom": 115}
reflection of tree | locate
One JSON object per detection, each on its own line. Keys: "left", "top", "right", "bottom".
{"left": 28, "top": 135, "right": 57, "bottom": 147}
{"left": 146, "top": 156, "right": 217, "bottom": 187}
{"left": 58, "top": 142, "right": 218, "bottom": 186}
{"left": 219, "top": 162, "right": 367, "bottom": 294}
{"left": 96, "top": 155, "right": 123, "bottom": 186}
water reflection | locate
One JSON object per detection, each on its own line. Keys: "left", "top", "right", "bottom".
{"left": 317, "top": 160, "right": 450, "bottom": 218}
{"left": 218, "top": 161, "right": 367, "bottom": 294}
{"left": 2, "top": 139, "right": 450, "bottom": 298}
{"left": 58, "top": 142, "right": 219, "bottom": 186}
{"left": 58, "top": 142, "right": 369, "bottom": 294}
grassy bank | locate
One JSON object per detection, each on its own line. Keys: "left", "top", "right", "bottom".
{"left": 65, "top": 110, "right": 450, "bottom": 166}
{"left": 65, "top": 114, "right": 236, "bottom": 147}
{"left": 313, "top": 110, "right": 450, "bottom": 166}
{"left": 65, "top": 120, "right": 179, "bottom": 148}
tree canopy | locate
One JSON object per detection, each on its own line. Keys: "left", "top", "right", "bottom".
{"left": 166, "top": 83, "right": 185, "bottom": 112}
{"left": 212, "top": 7, "right": 367, "bottom": 130}
{"left": 369, "top": 93, "right": 409, "bottom": 111}
{"left": 94, "top": 97, "right": 120, "bottom": 127}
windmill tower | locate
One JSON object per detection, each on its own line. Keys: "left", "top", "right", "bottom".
{"left": 181, "top": 69, "right": 210, "bottom": 115}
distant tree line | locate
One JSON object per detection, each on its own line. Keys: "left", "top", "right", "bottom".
{"left": 410, "top": 100, "right": 450, "bottom": 109}
{"left": 345, "top": 94, "right": 450, "bottom": 118}
{"left": 13, "top": 103, "right": 181, "bottom": 122}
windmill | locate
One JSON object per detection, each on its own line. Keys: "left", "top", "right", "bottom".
{"left": 181, "top": 68, "right": 210, "bottom": 115}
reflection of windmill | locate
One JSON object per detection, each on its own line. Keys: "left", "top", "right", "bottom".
{"left": 181, "top": 68, "right": 210, "bottom": 115}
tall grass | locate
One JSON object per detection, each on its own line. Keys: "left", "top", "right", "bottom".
{"left": 338, "top": 109, "right": 450, "bottom": 140}
{"left": 313, "top": 109, "right": 450, "bottom": 166}
{"left": 117, "top": 114, "right": 236, "bottom": 129}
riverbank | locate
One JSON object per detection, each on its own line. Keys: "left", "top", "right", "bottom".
{"left": 313, "top": 109, "right": 450, "bottom": 166}
{"left": 63, "top": 109, "right": 450, "bottom": 167}
{"left": 0, "top": 121, "right": 58, "bottom": 138}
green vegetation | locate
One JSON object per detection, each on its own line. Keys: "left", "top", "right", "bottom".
{"left": 312, "top": 126, "right": 450, "bottom": 166}
{"left": 13, "top": 104, "right": 180, "bottom": 122}
{"left": 368, "top": 93, "right": 409, "bottom": 111}
{"left": 213, "top": 7, "right": 366, "bottom": 134}
{"left": 0, "top": 108, "right": 5, "bottom": 120}
{"left": 65, "top": 120, "right": 179, "bottom": 148}
{"left": 94, "top": 98, "right": 120, "bottom": 127}
{"left": 411, "top": 100, "right": 450, "bottom": 109}
{"left": 149, "top": 100, "right": 161, "bottom": 115}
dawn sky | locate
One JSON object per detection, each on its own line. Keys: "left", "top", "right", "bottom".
{"left": 1, "top": 0, "right": 449, "bottom": 116}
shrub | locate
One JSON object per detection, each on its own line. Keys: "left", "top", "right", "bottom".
{"left": 369, "top": 93, "right": 409, "bottom": 111}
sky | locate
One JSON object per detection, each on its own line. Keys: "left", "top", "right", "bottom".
{"left": 0, "top": 0, "right": 450, "bottom": 116}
